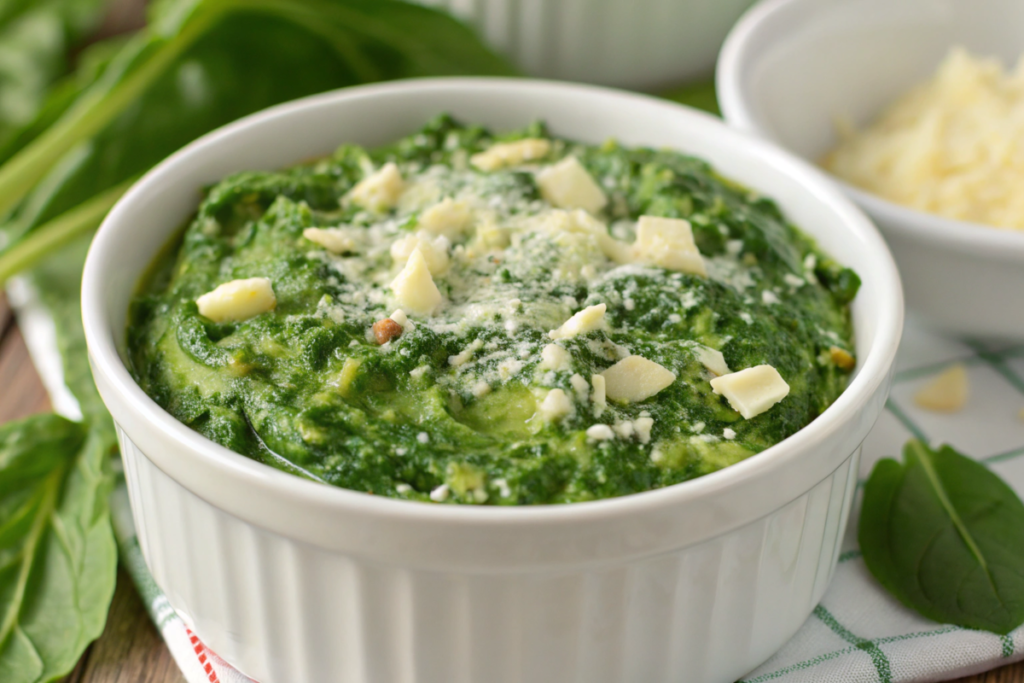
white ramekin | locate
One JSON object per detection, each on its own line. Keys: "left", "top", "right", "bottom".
{"left": 717, "top": 0, "right": 1024, "bottom": 339}
{"left": 414, "top": 0, "right": 755, "bottom": 89}
{"left": 82, "top": 78, "right": 902, "bottom": 683}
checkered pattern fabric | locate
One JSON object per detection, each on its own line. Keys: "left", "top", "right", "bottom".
{"left": 12, "top": 264, "right": 1024, "bottom": 682}
{"left": 742, "top": 323, "right": 1024, "bottom": 683}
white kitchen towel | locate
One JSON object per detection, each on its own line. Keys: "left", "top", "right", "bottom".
{"left": 12, "top": 271, "right": 1024, "bottom": 682}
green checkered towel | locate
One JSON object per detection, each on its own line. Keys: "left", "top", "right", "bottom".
{"left": 10, "top": 267, "right": 1024, "bottom": 681}
{"left": 742, "top": 322, "right": 1024, "bottom": 683}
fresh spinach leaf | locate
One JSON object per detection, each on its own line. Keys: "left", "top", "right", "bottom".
{"left": 0, "top": 414, "right": 117, "bottom": 683}
{"left": 859, "top": 439, "right": 1024, "bottom": 634}
{"left": 0, "top": 34, "right": 139, "bottom": 185}
{"left": 0, "top": 0, "right": 110, "bottom": 153}
{"left": 0, "top": 0, "right": 516, "bottom": 223}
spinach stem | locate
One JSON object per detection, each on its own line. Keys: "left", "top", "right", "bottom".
{"left": 910, "top": 441, "right": 995, "bottom": 582}
{"left": 0, "top": 179, "right": 133, "bottom": 287}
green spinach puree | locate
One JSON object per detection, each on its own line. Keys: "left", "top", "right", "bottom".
{"left": 128, "top": 116, "right": 859, "bottom": 505}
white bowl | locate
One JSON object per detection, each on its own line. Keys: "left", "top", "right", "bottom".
{"left": 717, "top": 0, "right": 1024, "bottom": 339}
{"left": 414, "top": 0, "right": 755, "bottom": 89}
{"left": 82, "top": 78, "right": 902, "bottom": 683}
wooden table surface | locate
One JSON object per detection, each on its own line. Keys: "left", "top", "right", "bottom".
{"left": 0, "top": 292, "right": 1019, "bottom": 683}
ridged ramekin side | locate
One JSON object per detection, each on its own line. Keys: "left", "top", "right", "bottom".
{"left": 119, "top": 427, "right": 859, "bottom": 683}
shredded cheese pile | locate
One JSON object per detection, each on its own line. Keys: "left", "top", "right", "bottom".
{"left": 823, "top": 47, "right": 1024, "bottom": 231}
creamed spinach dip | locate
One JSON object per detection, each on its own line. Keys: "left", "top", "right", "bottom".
{"left": 129, "top": 116, "right": 860, "bottom": 505}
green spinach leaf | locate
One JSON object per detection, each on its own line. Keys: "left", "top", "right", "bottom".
{"left": 860, "top": 440, "right": 1024, "bottom": 634}
{"left": 0, "top": 0, "right": 516, "bottom": 224}
{"left": 0, "top": 0, "right": 110, "bottom": 153}
{"left": 0, "top": 414, "right": 117, "bottom": 683}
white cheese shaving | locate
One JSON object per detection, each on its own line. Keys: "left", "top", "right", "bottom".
{"left": 536, "top": 156, "right": 608, "bottom": 215}
{"left": 390, "top": 308, "right": 409, "bottom": 327}
{"left": 196, "top": 277, "right": 276, "bottom": 323}
{"left": 632, "top": 215, "right": 706, "bottom": 277}
{"left": 569, "top": 373, "right": 589, "bottom": 402}
{"left": 590, "top": 374, "right": 607, "bottom": 415}
{"left": 539, "top": 343, "right": 571, "bottom": 371}
{"left": 497, "top": 358, "right": 525, "bottom": 380}
{"left": 471, "top": 138, "right": 551, "bottom": 171}
{"left": 390, "top": 248, "right": 443, "bottom": 315}
{"left": 348, "top": 162, "right": 404, "bottom": 213}
{"left": 418, "top": 198, "right": 473, "bottom": 238}
{"left": 710, "top": 365, "right": 790, "bottom": 419}
{"left": 695, "top": 345, "right": 730, "bottom": 377}
{"left": 534, "top": 209, "right": 631, "bottom": 264}
{"left": 600, "top": 355, "right": 677, "bottom": 403}
{"left": 429, "top": 483, "right": 450, "bottom": 502}
{"left": 783, "top": 274, "right": 805, "bottom": 288}
{"left": 390, "top": 231, "right": 451, "bottom": 275}
{"left": 303, "top": 227, "right": 356, "bottom": 254}
{"left": 612, "top": 421, "right": 634, "bottom": 439}
{"left": 539, "top": 388, "right": 573, "bottom": 422}
{"left": 549, "top": 304, "right": 607, "bottom": 340}
{"left": 586, "top": 424, "right": 615, "bottom": 441}
{"left": 634, "top": 417, "right": 654, "bottom": 444}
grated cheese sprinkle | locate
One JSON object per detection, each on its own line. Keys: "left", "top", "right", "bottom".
{"left": 824, "top": 47, "right": 1024, "bottom": 231}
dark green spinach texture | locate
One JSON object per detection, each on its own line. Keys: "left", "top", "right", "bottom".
{"left": 860, "top": 440, "right": 1024, "bottom": 634}
{"left": 128, "top": 116, "right": 858, "bottom": 504}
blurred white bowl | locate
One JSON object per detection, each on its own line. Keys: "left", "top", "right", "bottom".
{"left": 717, "top": 0, "right": 1024, "bottom": 338}
{"left": 417, "top": 0, "right": 754, "bottom": 89}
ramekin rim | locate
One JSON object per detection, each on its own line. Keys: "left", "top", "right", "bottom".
{"left": 82, "top": 76, "right": 903, "bottom": 525}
